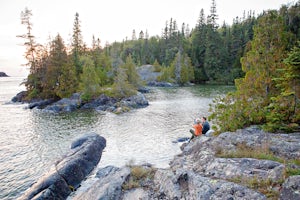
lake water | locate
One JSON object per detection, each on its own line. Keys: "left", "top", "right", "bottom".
{"left": 0, "top": 77, "right": 234, "bottom": 199}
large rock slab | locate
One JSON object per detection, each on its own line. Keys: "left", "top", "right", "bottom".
{"left": 211, "top": 126, "right": 300, "bottom": 160}
{"left": 18, "top": 133, "right": 106, "bottom": 200}
{"left": 72, "top": 166, "right": 131, "bottom": 200}
{"left": 154, "top": 169, "right": 266, "bottom": 200}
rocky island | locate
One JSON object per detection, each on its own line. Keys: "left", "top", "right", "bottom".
{"left": 0, "top": 72, "right": 9, "bottom": 77}
{"left": 18, "top": 126, "right": 300, "bottom": 199}
{"left": 12, "top": 91, "right": 149, "bottom": 114}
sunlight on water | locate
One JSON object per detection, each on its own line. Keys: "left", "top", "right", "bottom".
{"left": 0, "top": 77, "right": 234, "bottom": 199}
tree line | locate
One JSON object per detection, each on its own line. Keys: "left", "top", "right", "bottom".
{"left": 18, "top": 0, "right": 300, "bottom": 132}
{"left": 18, "top": 0, "right": 255, "bottom": 101}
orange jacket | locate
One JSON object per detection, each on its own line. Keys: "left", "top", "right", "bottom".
{"left": 193, "top": 123, "right": 203, "bottom": 136}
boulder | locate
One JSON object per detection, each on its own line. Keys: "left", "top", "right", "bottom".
{"left": 44, "top": 93, "right": 82, "bottom": 112}
{"left": 81, "top": 94, "right": 116, "bottom": 110}
{"left": 11, "top": 91, "right": 27, "bottom": 103}
{"left": 121, "top": 92, "right": 149, "bottom": 108}
{"left": 18, "top": 133, "right": 106, "bottom": 200}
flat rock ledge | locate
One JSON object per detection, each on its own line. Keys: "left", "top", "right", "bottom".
{"left": 70, "top": 126, "right": 300, "bottom": 200}
{"left": 17, "top": 133, "right": 106, "bottom": 200}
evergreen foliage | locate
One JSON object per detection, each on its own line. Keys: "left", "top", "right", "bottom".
{"left": 210, "top": 5, "right": 300, "bottom": 133}
{"left": 112, "top": 67, "right": 136, "bottom": 98}
{"left": 120, "top": 54, "right": 141, "bottom": 89}
{"left": 79, "top": 55, "right": 101, "bottom": 101}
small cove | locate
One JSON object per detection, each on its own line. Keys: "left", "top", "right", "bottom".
{"left": 0, "top": 77, "right": 234, "bottom": 199}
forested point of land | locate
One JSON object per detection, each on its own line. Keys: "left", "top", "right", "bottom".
{"left": 18, "top": 0, "right": 300, "bottom": 132}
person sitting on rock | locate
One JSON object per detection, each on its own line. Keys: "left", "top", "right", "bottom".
{"left": 201, "top": 116, "right": 210, "bottom": 135}
{"left": 189, "top": 118, "right": 203, "bottom": 142}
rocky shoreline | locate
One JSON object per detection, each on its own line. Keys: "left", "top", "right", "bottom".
{"left": 18, "top": 126, "right": 300, "bottom": 199}
{"left": 71, "top": 126, "right": 299, "bottom": 199}
{"left": 18, "top": 133, "right": 106, "bottom": 200}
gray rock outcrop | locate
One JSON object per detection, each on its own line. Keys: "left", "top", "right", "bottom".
{"left": 14, "top": 92, "right": 149, "bottom": 113}
{"left": 72, "top": 166, "right": 131, "bottom": 200}
{"left": 71, "top": 126, "right": 300, "bottom": 199}
{"left": 11, "top": 91, "right": 28, "bottom": 103}
{"left": 280, "top": 175, "right": 300, "bottom": 200}
{"left": 18, "top": 133, "right": 106, "bottom": 200}
{"left": 44, "top": 93, "right": 82, "bottom": 112}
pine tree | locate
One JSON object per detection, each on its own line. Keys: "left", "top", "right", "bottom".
{"left": 17, "top": 8, "right": 45, "bottom": 98}
{"left": 72, "top": 12, "right": 84, "bottom": 76}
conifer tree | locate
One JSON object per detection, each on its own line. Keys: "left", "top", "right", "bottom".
{"left": 43, "top": 34, "right": 68, "bottom": 98}
{"left": 208, "top": 0, "right": 218, "bottom": 30}
{"left": 265, "top": 42, "right": 300, "bottom": 131}
{"left": 17, "top": 7, "right": 42, "bottom": 98}
{"left": 56, "top": 59, "right": 77, "bottom": 98}
{"left": 210, "top": 10, "right": 291, "bottom": 132}
{"left": 72, "top": 12, "right": 84, "bottom": 76}
{"left": 191, "top": 9, "right": 208, "bottom": 83}
{"left": 121, "top": 54, "right": 141, "bottom": 89}
{"left": 132, "top": 29, "right": 137, "bottom": 40}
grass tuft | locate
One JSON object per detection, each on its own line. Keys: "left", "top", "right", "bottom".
{"left": 122, "top": 164, "right": 156, "bottom": 191}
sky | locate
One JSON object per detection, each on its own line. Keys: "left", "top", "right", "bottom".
{"left": 0, "top": 0, "right": 295, "bottom": 77}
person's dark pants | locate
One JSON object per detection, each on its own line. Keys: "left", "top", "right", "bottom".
{"left": 189, "top": 129, "right": 196, "bottom": 141}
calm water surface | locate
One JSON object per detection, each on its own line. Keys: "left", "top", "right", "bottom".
{"left": 0, "top": 77, "right": 234, "bottom": 199}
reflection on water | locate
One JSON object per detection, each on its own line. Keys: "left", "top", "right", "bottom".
{"left": 0, "top": 77, "right": 234, "bottom": 199}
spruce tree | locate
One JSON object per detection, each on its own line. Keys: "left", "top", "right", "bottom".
{"left": 72, "top": 12, "right": 84, "bottom": 76}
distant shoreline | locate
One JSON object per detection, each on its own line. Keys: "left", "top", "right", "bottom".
{"left": 0, "top": 72, "right": 9, "bottom": 77}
